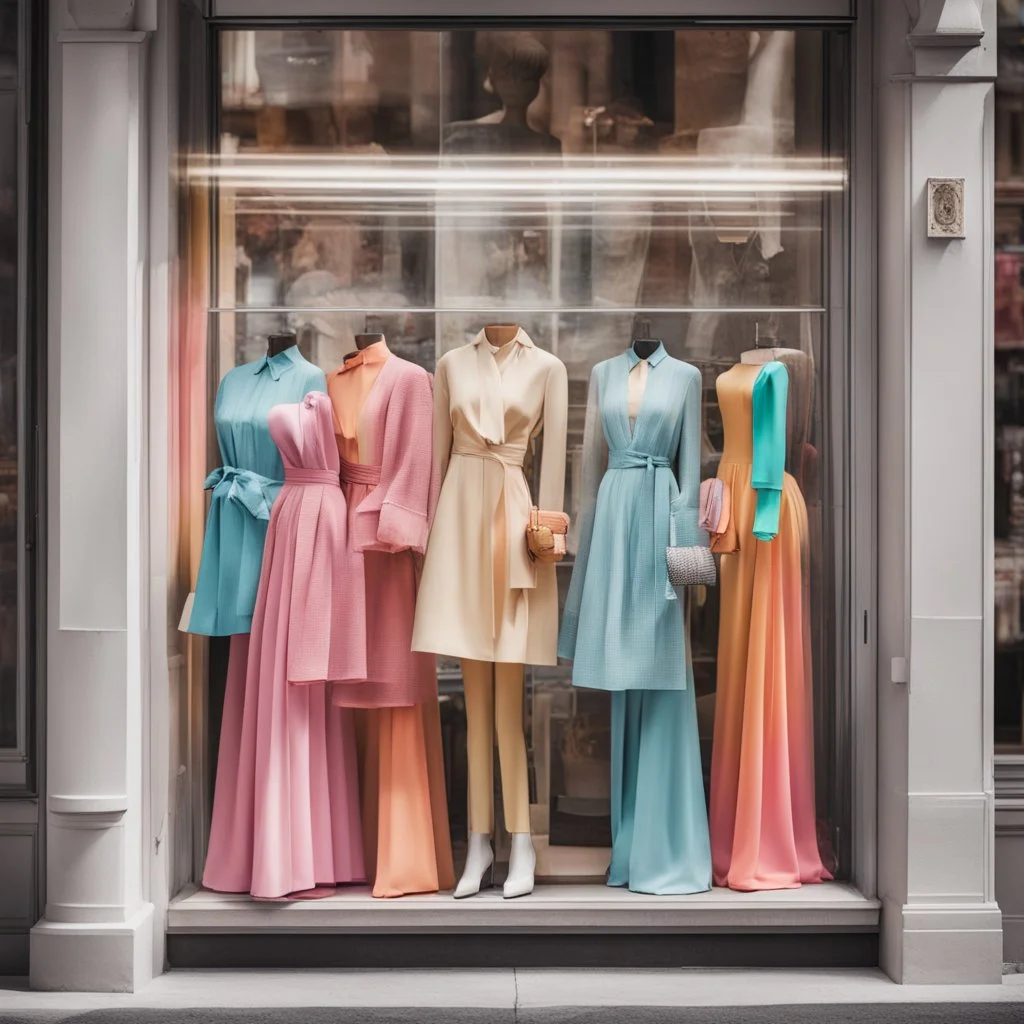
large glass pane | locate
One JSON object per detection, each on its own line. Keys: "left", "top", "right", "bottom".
{"left": 996, "top": 3, "right": 1024, "bottom": 752}
{"left": 200, "top": 25, "right": 848, "bottom": 885}
{"left": 0, "top": 0, "right": 20, "bottom": 754}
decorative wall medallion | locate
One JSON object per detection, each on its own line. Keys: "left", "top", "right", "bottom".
{"left": 927, "top": 177, "right": 965, "bottom": 239}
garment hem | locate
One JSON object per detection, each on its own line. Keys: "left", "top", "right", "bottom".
{"left": 412, "top": 640, "right": 557, "bottom": 667}
{"left": 186, "top": 619, "right": 253, "bottom": 638}
{"left": 609, "top": 880, "right": 713, "bottom": 896}
{"left": 571, "top": 680, "right": 688, "bottom": 693}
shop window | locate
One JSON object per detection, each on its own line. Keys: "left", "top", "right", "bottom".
{"left": 0, "top": 0, "right": 22, "bottom": 771}
{"left": 184, "top": 25, "right": 850, "bottom": 895}
{"left": 996, "top": 2, "right": 1024, "bottom": 752}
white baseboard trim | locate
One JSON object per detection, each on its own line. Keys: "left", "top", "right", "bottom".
{"left": 29, "top": 902, "right": 156, "bottom": 992}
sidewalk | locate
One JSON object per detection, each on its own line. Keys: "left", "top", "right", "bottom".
{"left": 1, "top": 969, "right": 1023, "bottom": 1022}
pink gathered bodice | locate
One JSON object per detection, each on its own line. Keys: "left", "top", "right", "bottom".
{"left": 269, "top": 391, "right": 341, "bottom": 478}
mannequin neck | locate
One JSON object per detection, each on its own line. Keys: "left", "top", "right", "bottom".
{"left": 484, "top": 324, "right": 520, "bottom": 347}
{"left": 740, "top": 345, "right": 802, "bottom": 366}
{"left": 355, "top": 333, "right": 385, "bottom": 351}
{"left": 267, "top": 333, "right": 298, "bottom": 358}
{"left": 632, "top": 338, "right": 661, "bottom": 361}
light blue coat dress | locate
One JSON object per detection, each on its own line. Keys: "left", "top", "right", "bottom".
{"left": 558, "top": 343, "right": 712, "bottom": 894}
{"left": 188, "top": 346, "right": 326, "bottom": 636}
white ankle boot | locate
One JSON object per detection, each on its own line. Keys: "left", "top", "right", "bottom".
{"left": 503, "top": 832, "right": 536, "bottom": 899}
{"left": 454, "top": 832, "right": 494, "bottom": 899}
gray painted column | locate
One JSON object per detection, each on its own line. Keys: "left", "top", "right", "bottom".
{"left": 876, "top": 0, "right": 1003, "bottom": 984}
{"left": 29, "top": 11, "right": 155, "bottom": 991}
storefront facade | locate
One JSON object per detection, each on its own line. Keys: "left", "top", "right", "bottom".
{"left": 0, "top": 0, "right": 1007, "bottom": 991}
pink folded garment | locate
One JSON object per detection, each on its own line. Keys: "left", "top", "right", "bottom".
{"left": 699, "top": 478, "right": 723, "bottom": 533}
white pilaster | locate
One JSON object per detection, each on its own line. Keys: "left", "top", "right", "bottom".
{"left": 30, "top": 24, "right": 155, "bottom": 992}
{"left": 876, "top": 0, "right": 1002, "bottom": 984}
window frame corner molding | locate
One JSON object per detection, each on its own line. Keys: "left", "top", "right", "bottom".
{"left": 907, "top": 0, "right": 985, "bottom": 50}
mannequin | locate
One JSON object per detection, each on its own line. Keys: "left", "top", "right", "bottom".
{"left": 631, "top": 316, "right": 661, "bottom": 362}
{"left": 412, "top": 322, "right": 569, "bottom": 901}
{"left": 740, "top": 323, "right": 815, "bottom": 488}
{"left": 708, "top": 350, "right": 829, "bottom": 890}
{"left": 196, "top": 343, "right": 329, "bottom": 894}
{"left": 326, "top": 337, "right": 454, "bottom": 899}
{"left": 740, "top": 325, "right": 823, "bottom": 852}
{"left": 354, "top": 331, "right": 386, "bottom": 350}
{"left": 558, "top": 340, "right": 711, "bottom": 894}
{"left": 444, "top": 34, "right": 561, "bottom": 156}
{"left": 683, "top": 31, "right": 797, "bottom": 360}
{"left": 440, "top": 36, "right": 561, "bottom": 351}
{"left": 267, "top": 330, "right": 298, "bottom": 357}
{"left": 459, "top": 322, "right": 533, "bottom": 900}
{"left": 483, "top": 323, "right": 518, "bottom": 345}
{"left": 740, "top": 329, "right": 801, "bottom": 364}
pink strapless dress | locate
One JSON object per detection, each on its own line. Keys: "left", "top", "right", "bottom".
{"left": 203, "top": 391, "right": 367, "bottom": 898}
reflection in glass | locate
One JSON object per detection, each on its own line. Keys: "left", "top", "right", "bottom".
{"left": 0, "top": 0, "right": 19, "bottom": 751}
{"left": 206, "top": 26, "right": 847, "bottom": 879}
{"left": 996, "top": 5, "right": 1024, "bottom": 750}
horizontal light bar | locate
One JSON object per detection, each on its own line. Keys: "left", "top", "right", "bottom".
{"left": 233, "top": 201, "right": 809, "bottom": 222}
{"left": 209, "top": 305, "right": 828, "bottom": 316}
{"left": 188, "top": 154, "right": 846, "bottom": 195}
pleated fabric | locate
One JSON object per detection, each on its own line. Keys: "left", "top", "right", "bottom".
{"left": 201, "top": 633, "right": 253, "bottom": 890}
{"left": 327, "top": 341, "right": 454, "bottom": 898}
{"left": 355, "top": 703, "right": 456, "bottom": 898}
{"left": 710, "top": 362, "right": 831, "bottom": 892}
{"left": 610, "top": 683, "right": 713, "bottom": 895}
{"left": 202, "top": 392, "right": 365, "bottom": 899}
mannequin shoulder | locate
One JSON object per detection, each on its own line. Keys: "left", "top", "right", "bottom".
{"left": 391, "top": 357, "right": 433, "bottom": 394}
{"left": 435, "top": 345, "right": 469, "bottom": 372}
{"left": 536, "top": 348, "right": 568, "bottom": 383}
{"left": 668, "top": 358, "right": 702, "bottom": 390}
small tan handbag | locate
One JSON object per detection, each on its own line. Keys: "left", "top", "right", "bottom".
{"left": 526, "top": 507, "right": 570, "bottom": 564}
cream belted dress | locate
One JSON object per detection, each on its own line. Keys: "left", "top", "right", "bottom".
{"left": 412, "top": 328, "right": 568, "bottom": 665}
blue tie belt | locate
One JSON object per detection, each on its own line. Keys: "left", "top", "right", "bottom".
{"left": 203, "top": 465, "right": 281, "bottom": 622}
{"left": 205, "top": 465, "right": 278, "bottom": 522}
{"left": 608, "top": 449, "right": 676, "bottom": 604}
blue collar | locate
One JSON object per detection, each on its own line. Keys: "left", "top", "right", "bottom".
{"left": 253, "top": 345, "right": 302, "bottom": 381}
{"left": 626, "top": 342, "right": 668, "bottom": 370}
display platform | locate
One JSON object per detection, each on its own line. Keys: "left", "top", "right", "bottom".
{"left": 168, "top": 881, "right": 878, "bottom": 932}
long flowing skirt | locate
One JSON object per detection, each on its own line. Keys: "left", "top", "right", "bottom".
{"left": 203, "top": 485, "right": 365, "bottom": 899}
{"left": 710, "top": 464, "right": 831, "bottom": 891}
{"left": 609, "top": 680, "right": 712, "bottom": 895}
{"left": 337, "top": 475, "right": 454, "bottom": 897}
{"left": 356, "top": 701, "right": 455, "bottom": 898}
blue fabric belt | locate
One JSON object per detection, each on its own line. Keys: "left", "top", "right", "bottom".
{"left": 204, "top": 465, "right": 280, "bottom": 620}
{"left": 608, "top": 449, "right": 676, "bottom": 604}
{"left": 205, "top": 465, "right": 277, "bottom": 522}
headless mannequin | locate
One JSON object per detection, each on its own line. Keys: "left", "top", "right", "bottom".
{"left": 740, "top": 326, "right": 816, "bottom": 493}
{"left": 632, "top": 318, "right": 662, "bottom": 362}
{"left": 267, "top": 330, "right": 298, "bottom": 358}
{"left": 629, "top": 336, "right": 657, "bottom": 424}
{"left": 740, "top": 344, "right": 803, "bottom": 366}
{"left": 455, "top": 322, "right": 536, "bottom": 901}
{"left": 739, "top": 322, "right": 801, "bottom": 365}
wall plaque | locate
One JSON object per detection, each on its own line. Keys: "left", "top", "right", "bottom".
{"left": 927, "top": 177, "right": 966, "bottom": 239}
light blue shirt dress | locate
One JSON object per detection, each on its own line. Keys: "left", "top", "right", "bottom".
{"left": 188, "top": 346, "right": 326, "bottom": 636}
{"left": 558, "top": 343, "right": 712, "bottom": 894}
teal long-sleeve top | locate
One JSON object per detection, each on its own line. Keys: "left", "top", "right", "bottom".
{"left": 187, "top": 346, "right": 326, "bottom": 636}
{"left": 751, "top": 360, "right": 789, "bottom": 542}
{"left": 558, "top": 345, "right": 705, "bottom": 691}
